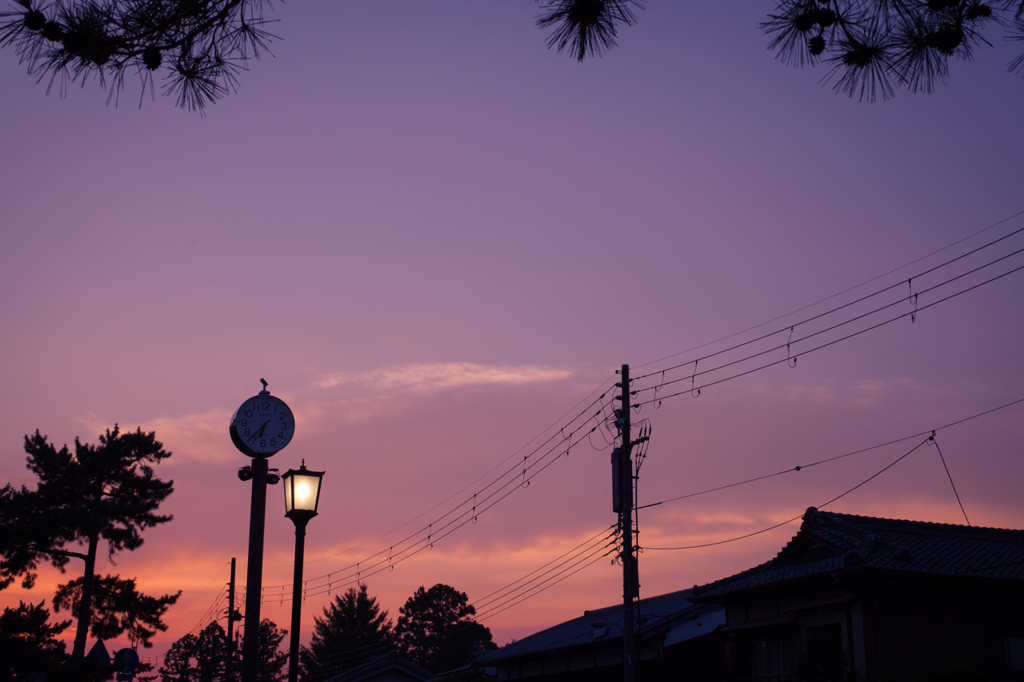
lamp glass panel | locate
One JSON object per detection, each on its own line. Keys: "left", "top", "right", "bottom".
{"left": 283, "top": 469, "right": 322, "bottom": 514}
{"left": 294, "top": 477, "right": 315, "bottom": 510}
{"left": 284, "top": 478, "right": 294, "bottom": 513}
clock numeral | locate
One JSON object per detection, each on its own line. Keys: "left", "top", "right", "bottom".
{"left": 244, "top": 409, "right": 253, "bottom": 418}
{"left": 270, "top": 438, "right": 277, "bottom": 447}
{"left": 260, "top": 439, "right": 267, "bottom": 449}
{"left": 278, "top": 432, "right": 284, "bottom": 439}
{"left": 243, "top": 428, "right": 250, "bottom": 437}
{"left": 239, "top": 419, "right": 247, "bottom": 428}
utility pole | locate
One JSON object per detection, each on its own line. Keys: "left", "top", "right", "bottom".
{"left": 614, "top": 364, "right": 639, "bottom": 682}
{"left": 227, "top": 558, "right": 239, "bottom": 681}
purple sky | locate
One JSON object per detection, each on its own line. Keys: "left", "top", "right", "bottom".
{"left": 2, "top": 0, "right": 1023, "bottom": 666}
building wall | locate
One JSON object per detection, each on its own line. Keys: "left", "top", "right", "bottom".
{"left": 864, "top": 579, "right": 1024, "bottom": 682}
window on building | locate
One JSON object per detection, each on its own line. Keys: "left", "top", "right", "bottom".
{"left": 801, "top": 623, "right": 846, "bottom": 680}
{"left": 1007, "top": 636, "right": 1024, "bottom": 671}
{"left": 753, "top": 634, "right": 799, "bottom": 681}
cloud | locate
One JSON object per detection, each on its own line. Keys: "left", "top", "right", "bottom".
{"left": 73, "top": 409, "right": 237, "bottom": 466}
{"left": 315, "top": 362, "right": 573, "bottom": 392}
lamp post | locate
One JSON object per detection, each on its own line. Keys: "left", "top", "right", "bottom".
{"left": 283, "top": 461, "right": 324, "bottom": 682}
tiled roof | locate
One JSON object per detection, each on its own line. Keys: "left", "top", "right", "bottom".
{"left": 476, "top": 589, "right": 703, "bottom": 666}
{"left": 693, "top": 507, "right": 1024, "bottom": 600}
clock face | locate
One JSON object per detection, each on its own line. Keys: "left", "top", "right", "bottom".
{"left": 230, "top": 394, "right": 295, "bottom": 457}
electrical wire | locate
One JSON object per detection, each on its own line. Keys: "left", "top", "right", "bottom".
{"left": 634, "top": 209, "right": 1024, "bottom": 372}
{"left": 473, "top": 529, "right": 619, "bottom": 616}
{"left": 298, "top": 532, "right": 618, "bottom": 676}
{"left": 257, "top": 386, "right": 615, "bottom": 592}
{"left": 255, "top": 243, "right": 1024, "bottom": 600}
{"left": 930, "top": 434, "right": 971, "bottom": 526}
{"left": 282, "top": 393, "right": 1020, "bottom": 672}
{"left": 634, "top": 244, "right": 1024, "bottom": 397}
{"left": 634, "top": 260, "right": 1024, "bottom": 408}
{"left": 281, "top": 375, "right": 619, "bottom": 570}
{"left": 630, "top": 225, "right": 1024, "bottom": 392}
{"left": 259, "top": 423, "right": 614, "bottom": 604}
{"left": 644, "top": 437, "right": 932, "bottom": 550}
{"left": 252, "top": 216, "right": 1024, "bottom": 610}
{"left": 636, "top": 395, "right": 1024, "bottom": 511}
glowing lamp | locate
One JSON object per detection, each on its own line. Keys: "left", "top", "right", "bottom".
{"left": 282, "top": 462, "right": 324, "bottom": 520}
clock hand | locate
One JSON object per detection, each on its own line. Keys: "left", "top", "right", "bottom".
{"left": 247, "top": 420, "right": 270, "bottom": 443}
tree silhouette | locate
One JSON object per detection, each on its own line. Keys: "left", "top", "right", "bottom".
{"left": 536, "top": 0, "right": 643, "bottom": 61}
{"left": 536, "top": 0, "right": 1024, "bottom": 100}
{"left": 300, "top": 584, "right": 395, "bottom": 682}
{"left": 0, "top": 0, "right": 274, "bottom": 111}
{"left": 0, "top": 426, "right": 174, "bottom": 664}
{"left": 395, "top": 584, "right": 494, "bottom": 675}
{"left": 160, "top": 620, "right": 230, "bottom": 682}
{"left": 762, "top": 0, "right": 1024, "bottom": 100}
{"left": 0, "top": 600, "right": 70, "bottom": 679}
{"left": 53, "top": 574, "right": 180, "bottom": 650}
{"left": 255, "top": 619, "right": 289, "bottom": 682}
{"left": 5, "top": 1, "right": 1021, "bottom": 111}
{"left": 159, "top": 618, "right": 287, "bottom": 682}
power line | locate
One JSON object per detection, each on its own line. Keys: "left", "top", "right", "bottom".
{"left": 475, "top": 537, "right": 620, "bottom": 622}
{"left": 636, "top": 395, "right": 1024, "bottom": 511}
{"left": 629, "top": 220, "right": 1024, "bottom": 404}
{"left": 300, "top": 532, "right": 619, "bottom": 677}
{"left": 634, "top": 208, "right": 1024, "bottom": 371}
{"left": 252, "top": 216, "right": 1024, "bottom": 609}
{"left": 643, "top": 436, "right": 933, "bottom": 550}
{"left": 635, "top": 241, "right": 1024, "bottom": 395}
{"left": 281, "top": 376, "right": 619, "bottom": 571}
{"left": 931, "top": 434, "right": 971, "bottom": 527}
{"left": 634, "top": 259, "right": 1024, "bottom": 408}
{"left": 253, "top": 242, "right": 1023, "bottom": 602}
{"left": 474, "top": 528, "right": 619, "bottom": 616}
{"left": 259, "top": 422, "right": 614, "bottom": 604}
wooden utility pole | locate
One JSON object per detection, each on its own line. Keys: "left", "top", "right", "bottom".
{"left": 227, "top": 558, "right": 237, "bottom": 681}
{"left": 616, "top": 364, "right": 638, "bottom": 682}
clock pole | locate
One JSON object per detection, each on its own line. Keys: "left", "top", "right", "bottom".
{"left": 241, "top": 454, "right": 268, "bottom": 682}
{"left": 231, "top": 380, "right": 295, "bottom": 682}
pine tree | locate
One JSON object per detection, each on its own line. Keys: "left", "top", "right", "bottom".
{"left": 0, "top": 0, "right": 275, "bottom": 111}
{"left": 0, "top": 426, "right": 174, "bottom": 663}
{"left": 300, "top": 584, "right": 394, "bottom": 682}
{"left": 53, "top": 574, "right": 180, "bottom": 650}
{"left": 0, "top": 601, "right": 70, "bottom": 679}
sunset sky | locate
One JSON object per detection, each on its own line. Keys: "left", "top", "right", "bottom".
{"left": 2, "top": 0, "right": 1023, "bottom": 668}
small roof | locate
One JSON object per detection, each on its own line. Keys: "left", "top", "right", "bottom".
{"left": 323, "top": 652, "right": 434, "bottom": 682}
{"left": 476, "top": 589, "right": 707, "bottom": 666}
{"left": 87, "top": 639, "right": 111, "bottom": 665}
{"left": 694, "top": 507, "right": 1024, "bottom": 600}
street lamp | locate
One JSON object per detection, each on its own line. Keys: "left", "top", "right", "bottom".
{"left": 283, "top": 461, "right": 324, "bottom": 682}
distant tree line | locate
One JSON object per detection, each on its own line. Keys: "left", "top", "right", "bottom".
{"left": 301, "top": 582, "right": 496, "bottom": 681}
{"left": 153, "top": 582, "right": 494, "bottom": 682}
{"left": 160, "top": 618, "right": 288, "bottom": 682}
